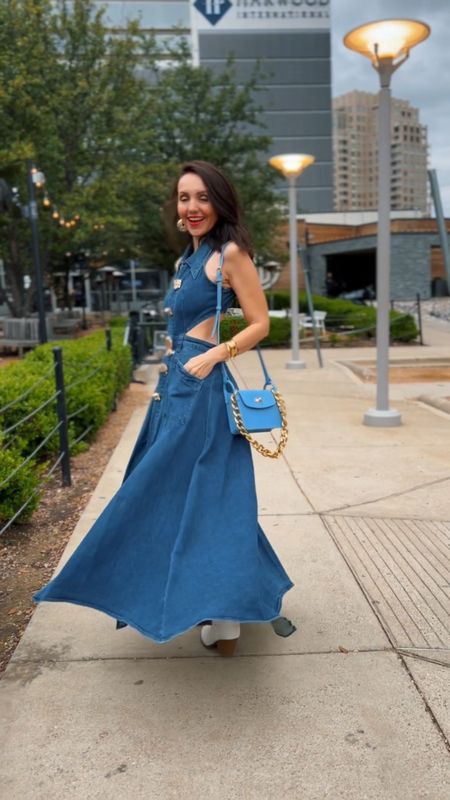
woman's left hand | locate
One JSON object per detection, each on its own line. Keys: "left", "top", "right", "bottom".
{"left": 183, "top": 352, "right": 218, "bottom": 380}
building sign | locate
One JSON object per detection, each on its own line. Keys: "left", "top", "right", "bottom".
{"left": 191, "top": 0, "right": 330, "bottom": 31}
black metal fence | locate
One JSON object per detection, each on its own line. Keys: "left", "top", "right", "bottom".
{"left": 0, "top": 329, "right": 114, "bottom": 537}
{"left": 125, "top": 314, "right": 167, "bottom": 368}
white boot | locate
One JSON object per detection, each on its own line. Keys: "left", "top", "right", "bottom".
{"left": 200, "top": 620, "right": 240, "bottom": 656}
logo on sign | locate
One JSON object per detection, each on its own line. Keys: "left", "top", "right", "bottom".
{"left": 194, "top": 0, "right": 233, "bottom": 26}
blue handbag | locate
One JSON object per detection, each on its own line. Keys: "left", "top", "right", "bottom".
{"left": 212, "top": 245, "right": 288, "bottom": 459}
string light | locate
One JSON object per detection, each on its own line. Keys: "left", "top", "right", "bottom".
{"left": 29, "top": 165, "right": 83, "bottom": 231}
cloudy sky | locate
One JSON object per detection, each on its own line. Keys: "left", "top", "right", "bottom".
{"left": 331, "top": 0, "right": 450, "bottom": 214}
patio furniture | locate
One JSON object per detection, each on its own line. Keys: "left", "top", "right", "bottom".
{"left": 299, "top": 311, "right": 327, "bottom": 334}
{"left": 0, "top": 317, "right": 53, "bottom": 356}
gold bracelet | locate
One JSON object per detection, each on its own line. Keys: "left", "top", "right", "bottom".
{"left": 225, "top": 338, "right": 239, "bottom": 359}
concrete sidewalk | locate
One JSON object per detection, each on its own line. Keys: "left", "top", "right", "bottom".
{"left": 1, "top": 323, "right": 450, "bottom": 799}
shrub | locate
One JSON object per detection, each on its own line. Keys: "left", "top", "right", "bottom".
{"left": 0, "top": 324, "right": 132, "bottom": 526}
{"left": 389, "top": 311, "right": 419, "bottom": 342}
{"left": 266, "top": 291, "right": 376, "bottom": 330}
{"left": 0, "top": 444, "right": 42, "bottom": 525}
{"left": 221, "top": 316, "right": 291, "bottom": 347}
{"left": 265, "top": 291, "right": 418, "bottom": 342}
{"left": 109, "top": 314, "right": 129, "bottom": 328}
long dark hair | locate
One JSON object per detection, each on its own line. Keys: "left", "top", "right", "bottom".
{"left": 170, "top": 160, "right": 253, "bottom": 258}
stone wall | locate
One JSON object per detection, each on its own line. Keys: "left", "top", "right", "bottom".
{"left": 273, "top": 219, "right": 450, "bottom": 300}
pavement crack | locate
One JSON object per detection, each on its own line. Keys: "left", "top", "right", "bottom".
{"left": 396, "top": 649, "right": 450, "bottom": 669}
{"left": 395, "top": 651, "right": 450, "bottom": 754}
{"left": 322, "top": 473, "right": 450, "bottom": 514}
{"left": 9, "top": 646, "right": 397, "bottom": 667}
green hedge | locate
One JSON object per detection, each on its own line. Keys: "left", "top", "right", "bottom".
{"left": 221, "top": 316, "right": 291, "bottom": 347}
{"left": 0, "top": 324, "right": 132, "bottom": 526}
{"left": 265, "top": 291, "right": 418, "bottom": 343}
{"left": 389, "top": 311, "right": 419, "bottom": 342}
{"left": 0, "top": 445, "right": 42, "bottom": 523}
{"left": 109, "top": 314, "right": 129, "bottom": 328}
{"left": 266, "top": 290, "right": 376, "bottom": 328}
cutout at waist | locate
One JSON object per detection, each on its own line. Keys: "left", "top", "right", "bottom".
{"left": 185, "top": 314, "right": 223, "bottom": 343}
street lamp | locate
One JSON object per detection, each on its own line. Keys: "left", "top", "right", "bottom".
{"left": 269, "top": 153, "right": 315, "bottom": 369}
{"left": 344, "top": 19, "right": 430, "bottom": 426}
{"left": 26, "top": 160, "right": 48, "bottom": 344}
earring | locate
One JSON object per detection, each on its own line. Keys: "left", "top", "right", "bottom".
{"left": 177, "top": 218, "right": 187, "bottom": 233}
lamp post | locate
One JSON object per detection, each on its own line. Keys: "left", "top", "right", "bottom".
{"left": 269, "top": 154, "right": 315, "bottom": 369}
{"left": 113, "top": 269, "right": 125, "bottom": 314}
{"left": 26, "top": 160, "right": 47, "bottom": 343}
{"left": 344, "top": 19, "right": 430, "bottom": 427}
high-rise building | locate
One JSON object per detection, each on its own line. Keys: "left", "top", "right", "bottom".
{"left": 333, "top": 90, "right": 429, "bottom": 214}
{"left": 190, "top": 1, "right": 333, "bottom": 212}
{"left": 98, "top": 1, "right": 333, "bottom": 213}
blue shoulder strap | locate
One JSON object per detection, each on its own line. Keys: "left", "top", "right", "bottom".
{"left": 213, "top": 243, "right": 276, "bottom": 389}
{"left": 210, "top": 245, "right": 225, "bottom": 342}
{"left": 256, "top": 346, "right": 273, "bottom": 388}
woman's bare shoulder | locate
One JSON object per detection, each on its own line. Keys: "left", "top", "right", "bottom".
{"left": 223, "top": 241, "right": 253, "bottom": 268}
{"left": 223, "top": 241, "right": 241, "bottom": 257}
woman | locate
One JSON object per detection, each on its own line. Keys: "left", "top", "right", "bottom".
{"left": 34, "top": 161, "right": 294, "bottom": 656}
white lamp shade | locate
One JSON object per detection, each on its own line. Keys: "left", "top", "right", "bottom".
{"left": 344, "top": 18, "right": 430, "bottom": 62}
{"left": 269, "top": 153, "right": 315, "bottom": 178}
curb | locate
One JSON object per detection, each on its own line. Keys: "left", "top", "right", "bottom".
{"left": 417, "top": 394, "right": 450, "bottom": 415}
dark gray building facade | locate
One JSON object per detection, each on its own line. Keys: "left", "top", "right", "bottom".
{"left": 99, "top": 1, "right": 333, "bottom": 211}
{"left": 192, "top": 0, "right": 333, "bottom": 212}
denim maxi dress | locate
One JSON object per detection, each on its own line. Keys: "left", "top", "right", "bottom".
{"left": 33, "top": 240, "right": 294, "bottom": 643}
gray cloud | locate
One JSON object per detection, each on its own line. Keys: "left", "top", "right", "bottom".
{"left": 331, "top": 0, "right": 450, "bottom": 212}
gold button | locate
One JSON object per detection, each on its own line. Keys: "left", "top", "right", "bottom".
{"left": 152, "top": 392, "right": 161, "bottom": 401}
{"left": 158, "top": 364, "right": 168, "bottom": 375}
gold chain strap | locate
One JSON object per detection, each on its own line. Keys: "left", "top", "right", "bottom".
{"left": 230, "top": 390, "right": 288, "bottom": 459}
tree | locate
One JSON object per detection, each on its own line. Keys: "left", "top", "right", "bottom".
{"left": 0, "top": 0, "right": 56, "bottom": 314}
{"left": 0, "top": 2, "right": 282, "bottom": 316}
{"left": 148, "top": 45, "right": 282, "bottom": 264}
{"left": 0, "top": 0, "right": 159, "bottom": 314}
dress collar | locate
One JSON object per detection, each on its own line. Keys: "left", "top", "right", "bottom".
{"left": 180, "top": 239, "right": 213, "bottom": 279}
